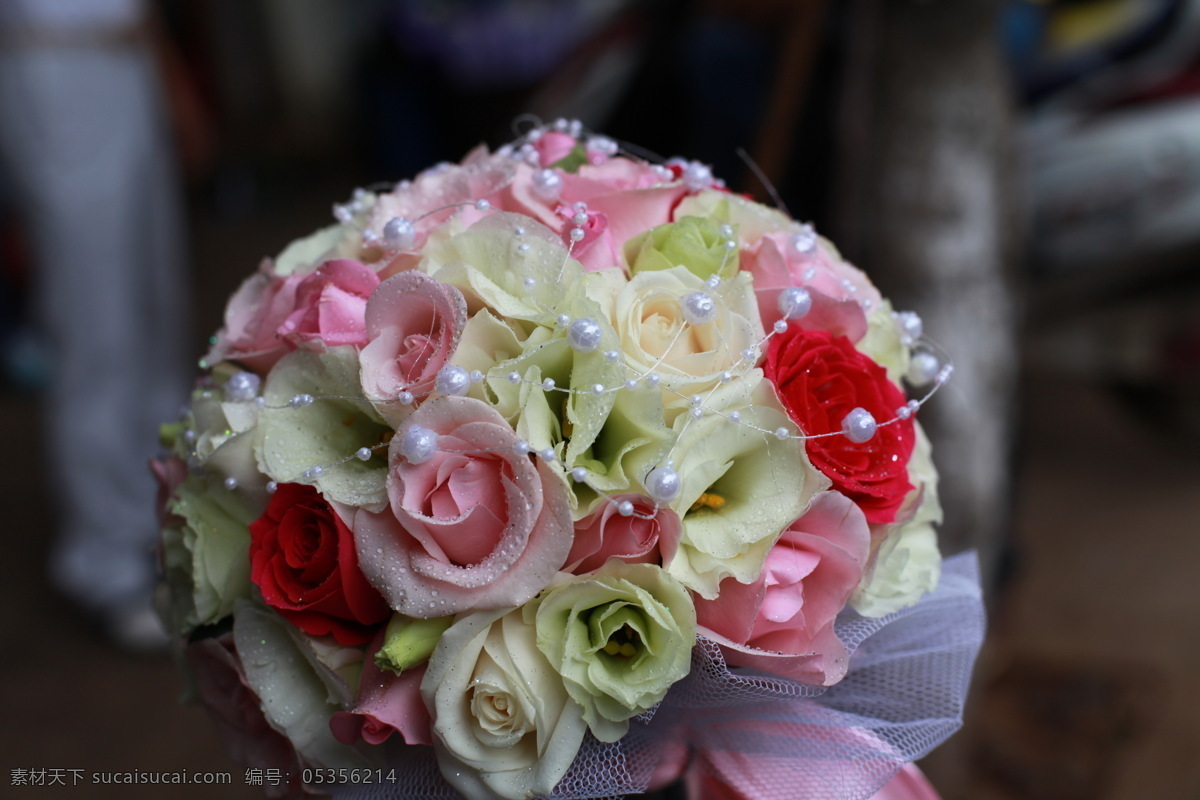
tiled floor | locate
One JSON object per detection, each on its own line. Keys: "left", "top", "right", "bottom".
{"left": 2, "top": 176, "right": 1198, "bottom": 799}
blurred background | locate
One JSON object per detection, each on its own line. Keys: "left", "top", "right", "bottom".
{"left": 1, "top": 0, "right": 1198, "bottom": 798}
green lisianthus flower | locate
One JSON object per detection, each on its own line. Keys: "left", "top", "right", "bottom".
{"left": 631, "top": 383, "right": 829, "bottom": 599}
{"left": 421, "top": 212, "right": 588, "bottom": 329}
{"left": 673, "top": 191, "right": 794, "bottom": 243}
{"left": 526, "top": 562, "right": 695, "bottom": 743}
{"left": 851, "top": 423, "right": 942, "bottom": 616}
{"left": 255, "top": 347, "right": 390, "bottom": 511}
{"left": 160, "top": 475, "right": 255, "bottom": 636}
{"left": 855, "top": 300, "right": 911, "bottom": 385}
{"left": 624, "top": 216, "right": 739, "bottom": 280}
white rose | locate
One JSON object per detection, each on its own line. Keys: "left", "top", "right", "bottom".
{"left": 422, "top": 608, "right": 587, "bottom": 800}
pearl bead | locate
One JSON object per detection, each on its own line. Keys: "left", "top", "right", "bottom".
{"left": 569, "top": 227, "right": 585, "bottom": 242}
{"left": 790, "top": 224, "right": 817, "bottom": 254}
{"left": 740, "top": 348, "right": 758, "bottom": 363}
{"left": 587, "top": 135, "right": 618, "bottom": 157}
{"left": 355, "top": 447, "right": 373, "bottom": 461}
{"left": 592, "top": 384, "right": 605, "bottom": 396}
{"left": 532, "top": 169, "right": 563, "bottom": 202}
{"left": 470, "top": 369, "right": 485, "bottom": 383}
{"left": 516, "top": 243, "right": 530, "bottom": 256}
{"left": 774, "top": 426, "right": 790, "bottom": 440}
{"left": 514, "top": 441, "right": 531, "bottom": 455}
{"left": 896, "top": 404, "right": 912, "bottom": 420}
{"left": 397, "top": 390, "right": 414, "bottom": 405}
{"left": 895, "top": 310, "right": 923, "bottom": 344}
{"left": 514, "top": 226, "right": 526, "bottom": 236}
{"left": 570, "top": 467, "right": 588, "bottom": 483}
{"left": 436, "top": 365, "right": 471, "bottom": 396}
{"left": 254, "top": 397, "right": 266, "bottom": 409}
{"left": 728, "top": 411, "right": 742, "bottom": 423}
{"left": 333, "top": 205, "right": 353, "bottom": 224}
{"left": 719, "top": 224, "right": 734, "bottom": 238}
{"left": 542, "top": 377, "right": 556, "bottom": 391}
{"left": 225, "top": 371, "right": 261, "bottom": 403}
{"left": 690, "top": 395, "right": 703, "bottom": 407}
{"left": 644, "top": 465, "right": 682, "bottom": 503}
{"left": 645, "top": 374, "right": 660, "bottom": 387}
{"left": 474, "top": 199, "right": 491, "bottom": 211}
{"left": 705, "top": 274, "right": 721, "bottom": 290}
{"left": 304, "top": 466, "right": 324, "bottom": 480}
{"left": 289, "top": 393, "right": 314, "bottom": 408}
{"left": 182, "top": 429, "right": 197, "bottom": 444}
{"left": 773, "top": 319, "right": 789, "bottom": 334}
{"left": 777, "top": 287, "right": 812, "bottom": 320}
{"left": 682, "top": 161, "right": 713, "bottom": 191}
{"left": 690, "top": 407, "right": 703, "bottom": 420}
{"left": 572, "top": 212, "right": 589, "bottom": 226}
{"left": 383, "top": 217, "right": 416, "bottom": 250}
{"left": 719, "top": 371, "right": 733, "bottom": 383}
{"left": 223, "top": 476, "right": 238, "bottom": 491}
{"left": 617, "top": 500, "right": 635, "bottom": 517}
{"left": 266, "top": 481, "right": 278, "bottom": 494}
{"left": 603, "top": 350, "right": 620, "bottom": 362}
{"left": 681, "top": 291, "right": 717, "bottom": 326}
{"left": 539, "top": 447, "right": 556, "bottom": 463}
{"left": 841, "top": 407, "right": 877, "bottom": 443}
{"left": 556, "top": 313, "right": 571, "bottom": 327}
{"left": 507, "top": 371, "right": 522, "bottom": 385}
{"left": 567, "top": 317, "right": 603, "bottom": 352}
{"left": 624, "top": 378, "right": 639, "bottom": 390}
{"left": 399, "top": 425, "right": 438, "bottom": 464}
{"left": 936, "top": 364, "right": 954, "bottom": 385}
{"left": 907, "top": 351, "right": 940, "bottom": 386}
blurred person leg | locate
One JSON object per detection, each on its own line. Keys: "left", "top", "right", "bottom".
{"left": 0, "top": 38, "right": 189, "bottom": 647}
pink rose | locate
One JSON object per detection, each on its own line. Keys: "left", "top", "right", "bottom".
{"left": 359, "top": 272, "right": 467, "bottom": 420}
{"left": 564, "top": 494, "right": 681, "bottom": 575}
{"left": 329, "top": 629, "right": 432, "bottom": 747}
{"left": 351, "top": 396, "right": 573, "bottom": 617}
{"left": 741, "top": 234, "right": 881, "bottom": 343}
{"left": 533, "top": 131, "right": 578, "bottom": 166}
{"left": 369, "top": 150, "right": 516, "bottom": 253}
{"left": 186, "top": 635, "right": 313, "bottom": 799}
{"left": 276, "top": 259, "right": 379, "bottom": 349}
{"left": 205, "top": 265, "right": 303, "bottom": 372}
{"left": 695, "top": 491, "right": 870, "bottom": 685}
{"left": 485, "top": 163, "right": 687, "bottom": 264}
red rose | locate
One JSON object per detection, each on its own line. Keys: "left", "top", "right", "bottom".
{"left": 249, "top": 484, "right": 390, "bottom": 644}
{"left": 764, "top": 327, "right": 915, "bottom": 525}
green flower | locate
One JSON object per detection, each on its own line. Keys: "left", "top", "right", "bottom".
{"left": 673, "top": 190, "right": 794, "bottom": 243}
{"left": 255, "top": 347, "right": 391, "bottom": 511}
{"left": 624, "top": 216, "right": 739, "bottom": 280}
{"left": 526, "top": 562, "right": 695, "bottom": 742}
{"left": 628, "top": 382, "right": 829, "bottom": 599}
{"left": 851, "top": 423, "right": 942, "bottom": 616}
{"left": 160, "top": 475, "right": 255, "bottom": 635}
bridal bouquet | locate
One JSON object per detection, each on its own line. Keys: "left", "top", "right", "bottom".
{"left": 155, "top": 121, "right": 983, "bottom": 800}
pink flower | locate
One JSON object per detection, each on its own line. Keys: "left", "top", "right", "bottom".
{"left": 205, "top": 265, "right": 303, "bottom": 372}
{"left": 186, "top": 635, "right": 313, "bottom": 799}
{"left": 351, "top": 396, "right": 573, "bottom": 617}
{"left": 329, "top": 629, "right": 432, "bottom": 747}
{"left": 276, "top": 259, "right": 380, "bottom": 349}
{"left": 695, "top": 491, "right": 870, "bottom": 685}
{"left": 359, "top": 272, "right": 467, "bottom": 419}
{"left": 564, "top": 494, "right": 681, "bottom": 575}
{"left": 149, "top": 454, "right": 187, "bottom": 527}
{"left": 741, "top": 234, "right": 881, "bottom": 343}
{"left": 533, "top": 131, "right": 578, "bottom": 166}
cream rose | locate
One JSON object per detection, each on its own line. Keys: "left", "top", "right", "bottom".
{"left": 612, "top": 265, "right": 764, "bottom": 415}
{"left": 422, "top": 608, "right": 587, "bottom": 800}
